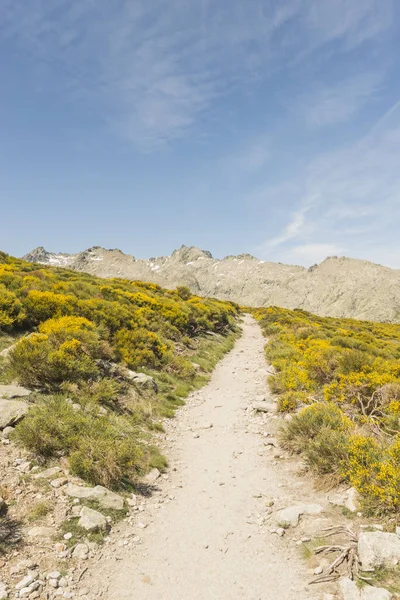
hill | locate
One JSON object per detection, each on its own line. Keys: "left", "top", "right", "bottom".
{"left": 24, "top": 245, "right": 400, "bottom": 322}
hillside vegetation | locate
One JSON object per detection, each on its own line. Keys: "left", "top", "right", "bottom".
{"left": 255, "top": 306, "right": 400, "bottom": 514}
{"left": 0, "top": 251, "right": 239, "bottom": 488}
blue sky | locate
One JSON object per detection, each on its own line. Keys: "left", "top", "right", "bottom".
{"left": 1, "top": 0, "right": 400, "bottom": 267}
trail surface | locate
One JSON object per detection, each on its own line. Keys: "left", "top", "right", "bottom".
{"left": 86, "top": 316, "right": 323, "bottom": 599}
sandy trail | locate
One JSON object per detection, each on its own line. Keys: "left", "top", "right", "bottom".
{"left": 86, "top": 316, "right": 321, "bottom": 600}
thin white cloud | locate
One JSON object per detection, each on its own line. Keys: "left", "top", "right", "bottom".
{"left": 300, "top": 73, "right": 383, "bottom": 127}
{"left": 256, "top": 100, "right": 400, "bottom": 267}
{"left": 0, "top": 0, "right": 394, "bottom": 148}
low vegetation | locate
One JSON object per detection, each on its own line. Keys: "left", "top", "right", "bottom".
{"left": 254, "top": 306, "right": 400, "bottom": 515}
{"left": 0, "top": 252, "right": 239, "bottom": 489}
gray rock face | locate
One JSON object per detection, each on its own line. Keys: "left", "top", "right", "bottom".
{"left": 64, "top": 483, "right": 124, "bottom": 510}
{"left": 358, "top": 531, "right": 400, "bottom": 570}
{"left": 78, "top": 506, "right": 107, "bottom": 531}
{"left": 23, "top": 245, "right": 400, "bottom": 323}
{"left": 339, "top": 577, "right": 392, "bottom": 600}
{"left": 0, "top": 581, "right": 7, "bottom": 599}
{"left": 0, "top": 384, "right": 31, "bottom": 399}
{"left": 275, "top": 503, "right": 324, "bottom": 527}
{"left": 0, "top": 399, "right": 28, "bottom": 429}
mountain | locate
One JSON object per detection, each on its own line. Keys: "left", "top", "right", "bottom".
{"left": 23, "top": 245, "right": 400, "bottom": 322}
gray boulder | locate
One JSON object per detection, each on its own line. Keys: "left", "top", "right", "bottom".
{"left": 34, "top": 466, "right": 62, "bottom": 479}
{"left": 358, "top": 531, "right": 400, "bottom": 570}
{"left": 78, "top": 506, "right": 107, "bottom": 532}
{"left": 339, "top": 577, "right": 392, "bottom": 600}
{"left": 0, "top": 399, "right": 28, "bottom": 429}
{"left": 0, "top": 384, "right": 31, "bottom": 398}
{"left": 275, "top": 503, "right": 324, "bottom": 527}
{"left": 64, "top": 483, "right": 124, "bottom": 510}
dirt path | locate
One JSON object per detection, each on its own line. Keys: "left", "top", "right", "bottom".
{"left": 84, "top": 316, "right": 326, "bottom": 599}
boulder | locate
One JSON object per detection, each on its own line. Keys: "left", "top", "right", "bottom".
{"left": 339, "top": 577, "right": 392, "bottom": 600}
{"left": 34, "top": 466, "right": 62, "bottom": 479}
{"left": 64, "top": 483, "right": 124, "bottom": 510}
{"left": 358, "top": 531, "right": 400, "bottom": 570}
{"left": 275, "top": 503, "right": 324, "bottom": 527}
{"left": 0, "top": 399, "right": 28, "bottom": 429}
{"left": 0, "top": 384, "right": 31, "bottom": 399}
{"left": 78, "top": 507, "right": 107, "bottom": 532}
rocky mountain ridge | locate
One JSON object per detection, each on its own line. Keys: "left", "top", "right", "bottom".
{"left": 23, "top": 245, "right": 400, "bottom": 322}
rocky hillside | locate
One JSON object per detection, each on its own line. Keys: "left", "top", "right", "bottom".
{"left": 23, "top": 245, "right": 400, "bottom": 322}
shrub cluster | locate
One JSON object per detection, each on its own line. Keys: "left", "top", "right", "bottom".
{"left": 254, "top": 306, "right": 400, "bottom": 513}
{"left": 0, "top": 253, "right": 239, "bottom": 489}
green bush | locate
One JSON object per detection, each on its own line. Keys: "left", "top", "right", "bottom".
{"left": 14, "top": 397, "right": 145, "bottom": 488}
{"left": 280, "top": 402, "right": 353, "bottom": 454}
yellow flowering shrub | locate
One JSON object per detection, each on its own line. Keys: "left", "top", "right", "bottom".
{"left": 0, "top": 284, "right": 25, "bottom": 329}
{"left": 114, "top": 328, "right": 169, "bottom": 369}
{"left": 255, "top": 305, "right": 400, "bottom": 513}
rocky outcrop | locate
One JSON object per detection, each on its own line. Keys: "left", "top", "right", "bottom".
{"left": 23, "top": 245, "right": 400, "bottom": 322}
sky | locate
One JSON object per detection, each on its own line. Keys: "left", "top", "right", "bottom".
{"left": 1, "top": 0, "right": 400, "bottom": 268}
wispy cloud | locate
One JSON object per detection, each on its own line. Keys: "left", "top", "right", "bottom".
{"left": 0, "top": 0, "right": 394, "bottom": 148}
{"left": 299, "top": 73, "right": 383, "bottom": 127}
{"left": 257, "top": 99, "right": 400, "bottom": 267}
{"left": 268, "top": 204, "right": 313, "bottom": 247}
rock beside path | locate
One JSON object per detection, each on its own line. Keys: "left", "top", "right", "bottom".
{"left": 275, "top": 503, "right": 324, "bottom": 527}
{"left": 339, "top": 577, "right": 392, "bottom": 600}
{"left": 358, "top": 531, "right": 400, "bottom": 570}
{"left": 65, "top": 483, "right": 124, "bottom": 510}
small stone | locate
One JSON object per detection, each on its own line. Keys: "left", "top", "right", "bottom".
{"left": 54, "top": 542, "right": 66, "bottom": 553}
{"left": 47, "top": 572, "right": 61, "bottom": 580}
{"left": 276, "top": 528, "right": 285, "bottom": 537}
{"left": 72, "top": 543, "right": 89, "bottom": 561}
{"left": 48, "top": 579, "right": 59, "bottom": 588}
{"left": 313, "top": 566, "right": 323, "bottom": 575}
{"left": 58, "top": 577, "right": 68, "bottom": 588}
{"left": 64, "top": 532, "right": 73, "bottom": 540}
{"left": 144, "top": 468, "right": 161, "bottom": 484}
{"left": 16, "top": 575, "right": 35, "bottom": 590}
{"left": 51, "top": 478, "right": 68, "bottom": 488}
